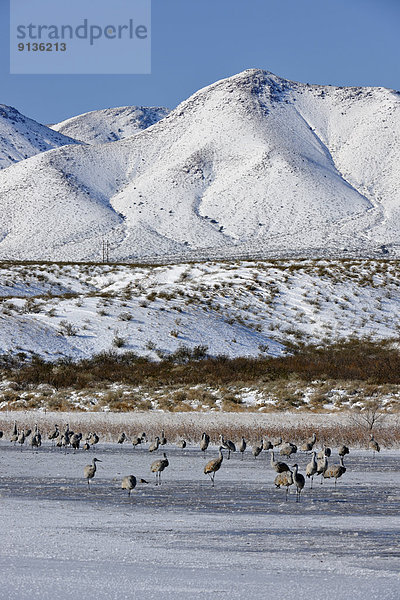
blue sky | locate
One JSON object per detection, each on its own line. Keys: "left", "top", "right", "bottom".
{"left": 1, "top": 0, "right": 399, "bottom": 123}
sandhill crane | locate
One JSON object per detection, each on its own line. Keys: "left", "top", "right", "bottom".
{"left": 292, "top": 464, "right": 305, "bottom": 502}
{"left": 176, "top": 439, "right": 186, "bottom": 449}
{"left": 317, "top": 444, "right": 331, "bottom": 459}
{"left": 272, "top": 436, "right": 282, "bottom": 447}
{"left": 239, "top": 437, "right": 246, "bottom": 459}
{"left": 274, "top": 470, "right": 293, "bottom": 500}
{"left": 83, "top": 442, "right": 90, "bottom": 451}
{"left": 160, "top": 430, "right": 167, "bottom": 446}
{"left": 316, "top": 454, "right": 328, "bottom": 484}
{"left": 270, "top": 451, "right": 290, "bottom": 473}
{"left": 49, "top": 424, "right": 59, "bottom": 444}
{"left": 262, "top": 437, "right": 273, "bottom": 451}
{"left": 59, "top": 432, "right": 70, "bottom": 453}
{"left": 252, "top": 440, "right": 263, "bottom": 459}
{"left": 84, "top": 457, "right": 102, "bottom": 487}
{"left": 31, "top": 424, "right": 41, "bottom": 450}
{"left": 117, "top": 432, "right": 126, "bottom": 444}
{"left": 24, "top": 428, "right": 32, "bottom": 438}
{"left": 280, "top": 442, "right": 297, "bottom": 459}
{"left": 220, "top": 435, "right": 235, "bottom": 459}
{"left": 89, "top": 432, "right": 99, "bottom": 447}
{"left": 204, "top": 447, "right": 224, "bottom": 486}
{"left": 121, "top": 475, "right": 137, "bottom": 496}
{"left": 306, "top": 451, "right": 318, "bottom": 489}
{"left": 149, "top": 436, "right": 160, "bottom": 452}
{"left": 17, "top": 430, "right": 25, "bottom": 451}
{"left": 71, "top": 433, "right": 82, "bottom": 452}
{"left": 338, "top": 444, "right": 350, "bottom": 458}
{"left": 369, "top": 434, "right": 380, "bottom": 457}
{"left": 151, "top": 453, "right": 169, "bottom": 485}
{"left": 301, "top": 433, "right": 316, "bottom": 452}
{"left": 200, "top": 432, "right": 210, "bottom": 454}
{"left": 132, "top": 436, "right": 142, "bottom": 448}
{"left": 10, "top": 421, "right": 18, "bottom": 444}
{"left": 323, "top": 456, "right": 346, "bottom": 486}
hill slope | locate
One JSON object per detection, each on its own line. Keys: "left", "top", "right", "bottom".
{"left": 0, "top": 105, "right": 80, "bottom": 170}
{"left": 0, "top": 69, "right": 399, "bottom": 261}
{"left": 50, "top": 106, "right": 170, "bottom": 144}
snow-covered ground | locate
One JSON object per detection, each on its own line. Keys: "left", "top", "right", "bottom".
{"left": 0, "top": 104, "right": 80, "bottom": 170}
{"left": 0, "top": 69, "right": 399, "bottom": 261}
{"left": 50, "top": 106, "right": 170, "bottom": 144}
{"left": 0, "top": 438, "right": 399, "bottom": 600}
{"left": 0, "top": 259, "right": 399, "bottom": 362}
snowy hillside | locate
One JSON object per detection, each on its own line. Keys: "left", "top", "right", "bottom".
{"left": 50, "top": 106, "right": 170, "bottom": 144}
{"left": 0, "top": 104, "right": 80, "bottom": 170}
{"left": 0, "top": 69, "right": 399, "bottom": 260}
{"left": 0, "top": 258, "right": 399, "bottom": 363}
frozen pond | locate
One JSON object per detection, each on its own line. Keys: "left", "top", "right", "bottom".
{"left": 0, "top": 441, "right": 399, "bottom": 599}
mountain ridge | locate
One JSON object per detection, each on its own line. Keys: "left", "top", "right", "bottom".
{"left": 0, "top": 68, "right": 399, "bottom": 261}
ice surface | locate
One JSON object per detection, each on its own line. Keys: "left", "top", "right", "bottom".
{"left": 0, "top": 439, "right": 399, "bottom": 600}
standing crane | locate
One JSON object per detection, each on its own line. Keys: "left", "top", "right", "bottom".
{"left": 151, "top": 453, "right": 169, "bottom": 485}
{"left": 292, "top": 464, "right": 305, "bottom": 502}
{"left": 84, "top": 457, "right": 102, "bottom": 487}
{"left": 117, "top": 432, "right": 126, "bottom": 444}
{"left": 301, "top": 433, "right": 316, "bottom": 452}
{"left": 121, "top": 475, "right": 137, "bottom": 497}
{"left": 200, "top": 432, "right": 210, "bottom": 454}
{"left": 149, "top": 436, "right": 160, "bottom": 452}
{"left": 220, "top": 435, "right": 235, "bottom": 460}
{"left": 10, "top": 421, "right": 18, "bottom": 444}
{"left": 369, "top": 434, "right": 380, "bottom": 457}
{"left": 280, "top": 442, "right": 297, "bottom": 459}
{"left": 270, "top": 451, "right": 290, "bottom": 473}
{"left": 338, "top": 444, "right": 350, "bottom": 458}
{"left": 204, "top": 447, "right": 224, "bottom": 487}
{"left": 274, "top": 470, "right": 293, "bottom": 500}
{"left": 239, "top": 437, "right": 247, "bottom": 459}
{"left": 17, "top": 430, "right": 25, "bottom": 451}
{"left": 305, "top": 451, "right": 318, "bottom": 489}
{"left": 323, "top": 456, "right": 346, "bottom": 486}
{"left": 252, "top": 440, "right": 263, "bottom": 459}
{"left": 316, "top": 454, "right": 328, "bottom": 484}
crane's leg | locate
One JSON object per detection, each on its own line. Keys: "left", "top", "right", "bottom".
{"left": 211, "top": 472, "right": 215, "bottom": 487}
{"left": 310, "top": 476, "right": 313, "bottom": 490}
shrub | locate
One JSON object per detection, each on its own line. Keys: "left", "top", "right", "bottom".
{"left": 112, "top": 334, "right": 127, "bottom": 348}
{"left": 58, "top": 320, "right": 78, "bottom": 336}
{"left": 118, "top": 312, "right": 132, "bottom": 321}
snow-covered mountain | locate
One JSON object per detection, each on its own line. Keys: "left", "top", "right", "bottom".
{"left": 0, "top": 69, "right": 399, "bottom": 261}
{"left": 50, "top": 106, "right": 170, "bottom": 144}
{"left": 0, "top": 104, "right": 80, "bottom": 170}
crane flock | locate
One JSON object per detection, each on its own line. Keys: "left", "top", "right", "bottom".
{"left": 0, "top": 422, "right": 384, "bottom": 501}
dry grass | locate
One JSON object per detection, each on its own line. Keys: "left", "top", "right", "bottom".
{"left": 0, "top": 416, "right": 399, "bottom": 447}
